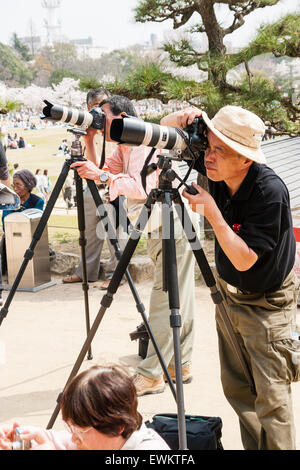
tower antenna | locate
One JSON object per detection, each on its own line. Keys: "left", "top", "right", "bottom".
{"left": 41, "top": 0, "right": 62, "bottom": 45}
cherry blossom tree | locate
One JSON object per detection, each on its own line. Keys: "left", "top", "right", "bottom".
{"left": 0, "top": 77, "right": 86, "bottom": 114}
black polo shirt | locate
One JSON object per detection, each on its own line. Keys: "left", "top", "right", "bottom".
{"left": 193, "top": 155, "right": 296, "bottom": 293}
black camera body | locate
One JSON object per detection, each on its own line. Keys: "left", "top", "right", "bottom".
{"left": 89, "top": 107, "right": 106, "bottom": 130}
{"left": 184, "top": 117, "right": 208, "bottom": 149}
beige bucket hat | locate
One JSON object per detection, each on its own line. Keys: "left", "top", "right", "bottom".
{"left": 201, "top": 105, "right": 266, "bottom": 164}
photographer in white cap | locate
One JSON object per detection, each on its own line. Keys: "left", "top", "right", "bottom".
{"left": 162, "top": 105, "right": 300, "bottom": 450}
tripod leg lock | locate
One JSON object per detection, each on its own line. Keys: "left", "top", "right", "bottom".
{"left": 170, "top": 313, "right": 182, "bottom": 328}
{"left": 24, "top": 248, "right": 34, "bottom": 260}
{"left": 78, "top": 237, "right": 87, "bottom": 247}
{"left": 101, "top": 294, "right": 113, "bottom": 309}
{"left": 0, "top": 307, "right": 8, "bottom": 323}
{"left": 136, "top": 303, "right": 145, "bottom": 314}
{"left": 56, "top": 392, "right": 63, "bottom": 405}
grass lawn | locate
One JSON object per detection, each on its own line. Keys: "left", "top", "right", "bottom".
{"left": 6, "top": 126, "right": 70, "bottom": 178}
{"left": 6, "top": 125, "right": 117, "bottom": 181}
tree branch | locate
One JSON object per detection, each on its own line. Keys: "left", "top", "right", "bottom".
{"left": 223, "top": 0, "right": 280, "bottom": 35}
{"left": 164, "top": 39, "right": 209, "bottom": 70}
{"left": 281, "top": 96, "right": 300, "bottom": 122}
{"left": 244, "top": 61, "right": 253, "bottom": 91}
{"left": 135, "top": 1, "right": 199, "bottom": 29}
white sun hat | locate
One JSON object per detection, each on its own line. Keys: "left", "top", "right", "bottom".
{"left": 201, "top": 105, "right": 266, "bottom": 164}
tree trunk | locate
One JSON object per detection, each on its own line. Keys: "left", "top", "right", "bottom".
{"left": 198, "top": 2, "right": 227, "bottom": 86}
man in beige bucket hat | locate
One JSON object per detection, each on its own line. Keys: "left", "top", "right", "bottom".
{"left": 162, "top": 105, "right": 300, "bottom": 450}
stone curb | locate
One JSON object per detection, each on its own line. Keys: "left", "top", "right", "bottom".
{"left": 50, "top": 251, "right": 155, "bottom": 283}
{"left": 50, "top": 251, "right": 216, "bottom": 285}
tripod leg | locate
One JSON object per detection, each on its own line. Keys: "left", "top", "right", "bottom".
{"left": 162, "top": 192, "right": 187, "bottom": 450}
{"left": 0, "top": 160, "right": 72, "bottom": 326}
{"left": 0, "top": 235, "right": 4, "bottom": 306}
{"left": 87, "top": 181, "right": 176, "bottom": 392}
{"left": 74, "top": 172, "right": 92, "bottom": 360}
{"left": 47, "top": 192, "right": 178, "bottom": 429}
{"left": 174, "top": 196, "right": 256, "bottom": 396}
{"left": 47, "top": 292, "right": 113, "bottom": 429}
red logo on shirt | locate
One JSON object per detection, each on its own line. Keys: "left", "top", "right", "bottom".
{"left": 233, "top": 223, "right": 242, "bottom": 233}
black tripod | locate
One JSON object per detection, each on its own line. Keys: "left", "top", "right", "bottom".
{"left": 1, "top": 135, "right": 256, "bottom": 449}
{"left": 0, "top": 132, "right": 180, "bottom": 424}
{"left": 46, "top": 152, "right": 256, "bottom": 450}
{"left": 0, "top": 129, "right": 177, "bottom": 362}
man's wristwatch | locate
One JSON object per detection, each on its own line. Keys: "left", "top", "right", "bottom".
{"left": 99, "top": 172, "right": 109, "bottom": 184}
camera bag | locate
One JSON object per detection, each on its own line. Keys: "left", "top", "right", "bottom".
{"left": 145, "top": 413, "right": 223, "bottom": 450}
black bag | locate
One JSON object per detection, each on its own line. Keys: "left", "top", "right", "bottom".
{"left": 146, "top": 413, "right": 223, "bottom": 450}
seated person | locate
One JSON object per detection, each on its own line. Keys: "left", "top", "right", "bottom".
{"left": 1, "top": 169, "right": 44, "bottom": 274}
{"left": 9, "top": 139, "right": 18, "bottom": 149}
{"left": 0, "top": 365, "right": 170, "bottom": 450}
{"left": 18, "top": 137, "right": 26, "bottom": 148}
{"left": 0, "top": 140, "right": 10, "bottom": 186}
{"left": 58, "top": 139, "right": 69, "bottom": 155}
{"left": 2, "top": 169, "right": 44, "bottom": 228}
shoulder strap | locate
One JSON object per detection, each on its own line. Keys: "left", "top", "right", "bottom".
{"left": 140, "top": 148, "right": 156, "bottom": 196}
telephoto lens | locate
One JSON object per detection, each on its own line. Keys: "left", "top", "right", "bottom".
{"left": 41, "top": 100, "right": 105, "bottom": 130}
{"left": 110, "top": 116, "right": 188, "bottom": 151}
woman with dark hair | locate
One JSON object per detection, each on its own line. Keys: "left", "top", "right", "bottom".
{"left": 0, "top": 169, "right": 45, "bottom": 276}
{"left": 0, "top": 365, "right": 169, "bottom": 450}
{"left": 2, "top": 169, "right": 44, "bottom": 228}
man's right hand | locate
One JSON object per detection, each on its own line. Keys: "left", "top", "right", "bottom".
{"left": 82, "top": 127, "right": 98, "bottom": 143}
{"left": 80, "top": 128, "right": 100, "bottom": 167}
{"left": 161, "top": 107, "right": 202, "bottom": 129}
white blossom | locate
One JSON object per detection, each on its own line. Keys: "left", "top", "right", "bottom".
{"left": 0, "top": 78, "right": 86, "bottom": 112}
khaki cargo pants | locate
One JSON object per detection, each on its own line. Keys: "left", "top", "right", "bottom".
{"left": 216, "top": 270, "right": 300, "bottom": 450}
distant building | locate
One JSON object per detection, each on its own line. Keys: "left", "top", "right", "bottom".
{"left": 18, "top": 33, "right": 108, "bottom": 59}
{"left": 69, "top": 37, "right": 109, "bottom": 59}
{"left": 19, "top": 36, "right": 42, "bottom": 55}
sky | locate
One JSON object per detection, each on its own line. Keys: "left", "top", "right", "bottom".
{"left": 0, "top": 0, "right": 298, "bottom": 51}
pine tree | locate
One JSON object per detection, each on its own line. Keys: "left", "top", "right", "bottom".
{"left": 125, "top": 1, "right": 299, "bottom": 133}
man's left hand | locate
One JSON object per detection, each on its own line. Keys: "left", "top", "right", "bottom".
{"left": 182, "top": 183, "right": 218, "bottom": 223}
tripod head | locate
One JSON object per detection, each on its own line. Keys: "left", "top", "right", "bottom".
{"left": 67, "top": 128, "right": 87, "bottom": 162}
{"left": 143, "top": 152, "right": 198, "bottom": 196}
{"left": 157, "top": 154, "right": 177, "bottom": 191}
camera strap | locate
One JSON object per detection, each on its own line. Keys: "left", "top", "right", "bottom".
{"left": 174, "top": 128, "right": 196, "bottom": 189}
{"left": 98, "top": 99, "right": 109, "bottom": 170}
{"left": 99, "top": 118, "right": 107, "bottom": 169}
{"left": 140, "top": 148, "right": 156, "bottom": 195}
